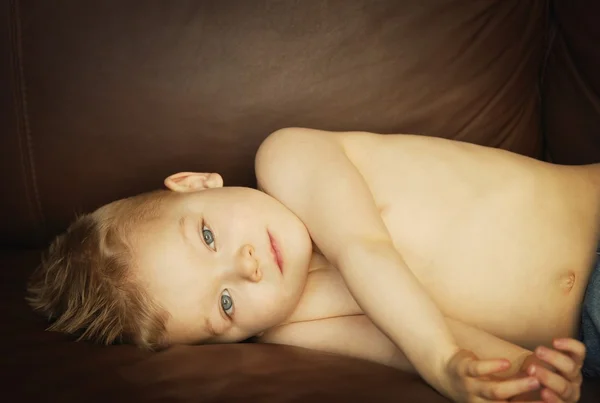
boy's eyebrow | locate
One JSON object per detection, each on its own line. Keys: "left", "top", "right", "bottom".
{"left": 179, "top": 216, "right": 190, "bottom": 245}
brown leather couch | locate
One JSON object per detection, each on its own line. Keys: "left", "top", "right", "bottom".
{"left": 2, "top": 1, "right": 600, "bottom": 402}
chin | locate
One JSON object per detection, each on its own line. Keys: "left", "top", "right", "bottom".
{"left": 291, "top": 231, "right": 313, "bottom": 269}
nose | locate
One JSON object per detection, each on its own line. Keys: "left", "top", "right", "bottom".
{"left": 236, "top": 244, "right": 262, "bottom": 282}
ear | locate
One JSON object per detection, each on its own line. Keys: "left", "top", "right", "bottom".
{"left": 163, "top": 172, "right": 223, "bottom": 193}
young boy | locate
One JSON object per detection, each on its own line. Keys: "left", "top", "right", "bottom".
{"left": 27, "top": 128, "right": 600, "bottom": 403}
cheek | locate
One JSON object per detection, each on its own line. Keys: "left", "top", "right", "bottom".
{"left": 247, "top": 287, "right": 292, "bottom": 323}
{"left": 223, "top": 205, "right": 262, "bottom": 236}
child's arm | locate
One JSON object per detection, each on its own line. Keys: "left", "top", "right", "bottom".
{"left": 260, "top": 315, "right": 585, "bottom": 401}
{"left": 260, "top": 315, "right": 532, "bottom": 377}
{"left": 256, "top": 128, "right": 505, "bottom": 400}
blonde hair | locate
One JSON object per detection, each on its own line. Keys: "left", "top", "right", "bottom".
{"left": 26, "top": 190, "right": 172, "bottom": 350}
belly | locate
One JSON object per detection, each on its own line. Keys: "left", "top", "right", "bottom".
{"left": 346, "top": 133, "right": 600, "bottom": 348}
{"left": 385, "top": 200, "right": 598, "bottom": 349}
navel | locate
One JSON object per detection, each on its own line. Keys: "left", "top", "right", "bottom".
{"left": 378, "top": 203, "right": 390, "bottom": 217}
{"left": 559, "top": 271, "right": 576, "bottom": 294}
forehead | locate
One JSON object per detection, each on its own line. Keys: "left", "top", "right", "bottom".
{"left": 132, "top": 212, "right": 215, "bottom": 343}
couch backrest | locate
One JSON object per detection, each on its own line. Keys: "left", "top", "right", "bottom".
{"left": 1, "top": 0, "right": 550, "bottom": 248}
{"left": 543, "top": 0, "right": 600, "bottom": 164}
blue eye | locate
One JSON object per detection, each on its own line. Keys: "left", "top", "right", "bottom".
{"left": 220, "top": 289, "right": 234, "bottom": 316}
{"left": 202, "top": 224, "right": 216, "bottom": 250}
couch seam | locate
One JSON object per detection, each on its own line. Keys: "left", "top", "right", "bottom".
{"left": 538, "top": 0, "right": 556, "bottom": 89}
{"left": 538, "top": 0, "right": 556, "bottom": 162}
{"left": 9, "top": 0, "right": 45, "bottom": 243}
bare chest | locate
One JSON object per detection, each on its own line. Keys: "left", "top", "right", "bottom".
{"left": 346, "top": 135, "right": 600, "bottom": 345}
{"left": 289, "top": 134, "right": 600, "bottom": 346}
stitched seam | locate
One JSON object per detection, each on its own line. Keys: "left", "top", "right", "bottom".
{"left": 539, "top": 0, "right": 556, "bottom": 88}
{"left": 10, "top": 0, "right": 45, "bottom": 241}
{"left": 8, "top": 0, "right": 36, "bottom": 229}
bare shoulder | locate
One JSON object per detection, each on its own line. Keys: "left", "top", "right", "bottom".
{"left": 255, "top": 315, "right": 414, "bottom": 372}
{"left": 255, "top": 127, "right": 374, "bottom": 190}
{"left": 256, "top": 127, "right": 350, "bottom": 154}
{"left": 255, "top": 127, "right": 396, "bottom": 265}
{"left": 256, "top": 315, "right": 368, "bottom": 346}
{"left": 256, "top": 128, "right": 337, "bottom": 183}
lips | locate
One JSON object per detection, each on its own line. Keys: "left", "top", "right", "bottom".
{"left": 267, "top": 230, "right": 283, "bottom": 273}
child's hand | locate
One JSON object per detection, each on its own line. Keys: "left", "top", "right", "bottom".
{"left": 445, "top": 349, "right": 541, "bottom": 402}
{"left": 521, "top": 338, "right": 585, "bottom": 403}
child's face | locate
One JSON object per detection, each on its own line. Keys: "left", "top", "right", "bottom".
{"left": 133, "top": 175, "right": 312, "bottom": 345}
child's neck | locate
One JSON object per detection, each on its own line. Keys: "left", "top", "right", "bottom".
{"left": 308, "top": 244, "right": 328, "bottom": 272}
{"left": 310, "top": 241, "right": 323, "bottom": 260}
{"left": 276, "top": 250, "right": 362, "bottom": 327}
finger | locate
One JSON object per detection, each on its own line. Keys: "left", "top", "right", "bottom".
{"left": 535, "top": 346, "right": 580, "bottom": 380}
{"left": 466, "top": 358, "right": 511, "bottom": 377}
{"left": 447, "top": 349, "right": 478, "bottom": 375}
{"left": 552, "top": 338, "right": 586, "bottom": 366}
{"left": 541, "top": 387, "right": 565, "bottom": 403}
{"left": 528, "top": 365, "right": 572, "bottom": 401}
{"left": 475, "top": 376, "right": 540, "bottom": 401}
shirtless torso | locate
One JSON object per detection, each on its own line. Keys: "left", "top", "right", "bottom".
{"left": 257, "top": 130, "right": 600, "bottom": 362}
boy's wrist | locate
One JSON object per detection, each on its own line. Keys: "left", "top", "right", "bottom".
{"left": 432, "top": 345, "right": 464, "bottom": 400}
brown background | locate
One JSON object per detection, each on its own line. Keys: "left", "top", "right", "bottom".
{"left": 1, "top": 1, "right": 599, "bottom": 401}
